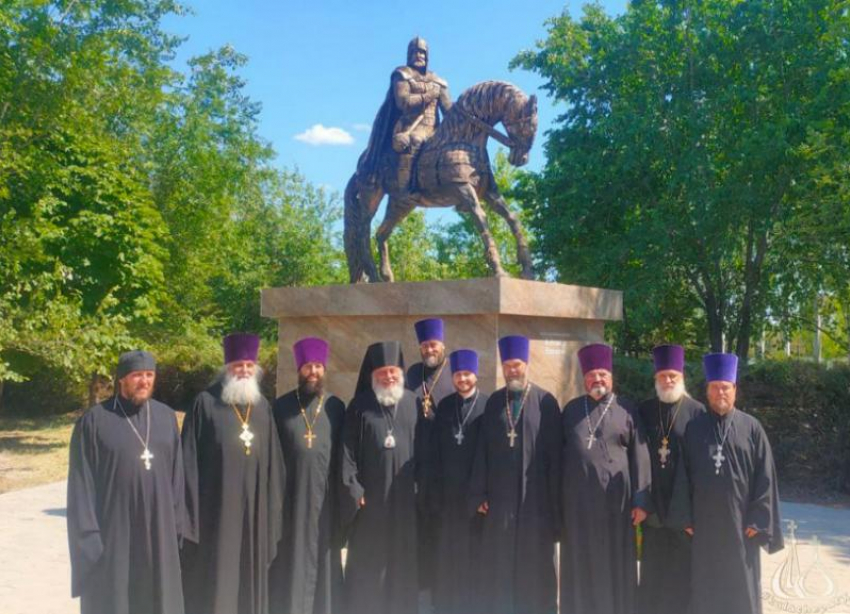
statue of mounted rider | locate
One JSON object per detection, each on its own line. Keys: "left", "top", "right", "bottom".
{"left": 344, "top": 36, "right": 538, "bottom": 283}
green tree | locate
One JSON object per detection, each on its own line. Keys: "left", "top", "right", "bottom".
{"left": 513, "top": 0, "right": 850, "bottom": 357}
{"left": 0, "top": 0, "right": 180, "bottom": 396}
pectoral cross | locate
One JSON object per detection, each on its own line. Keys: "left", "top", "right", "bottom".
{"left": 658, "top": 440, "right": 671, "bottom": 467}
{"left": 304, "top": 429, "right": 316, "bottom": 449}
{"left": 454, "top": 429, "right": 465, "bottom": 445}
{"left": 240, "top": 424, "right": 254, "bottom": 455}
{"left": 586, "top": 433, "right": 596, "bottom": 450}
{"left": 141, "top": 447, "right": 154, "bottom": 470}
{"left": 423, "top": 395, "right": 433, "bottom": 418}
{"left": 712, "top": 448, "right": 725, "bottom": 474}
{"left": 508, "top": 428, "right": 518, "bottom": 448}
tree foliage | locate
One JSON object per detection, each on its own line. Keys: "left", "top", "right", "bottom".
{"left": 513, "top": 0, "right": 850, "bottom": 356}
{"left": 0, "top": 1, "right": 342, "bottom": 401}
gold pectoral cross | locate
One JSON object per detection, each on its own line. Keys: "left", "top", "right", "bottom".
{"left": 423, "top": 395, "right": 433, "bottom": 417}
{"left": 658, "top": 437, "right": 671, "bottom": 467}
{"left": 508, "top": 428, "right": 518, "bottom": 448}
{"left": 304, "top": 429, "right": 316, "bottom": 449}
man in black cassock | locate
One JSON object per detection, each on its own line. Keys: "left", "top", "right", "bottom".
{"left": 636, "top": 344, "right": 705, "bottom": 614}
{"left": 669, "top": 353, "right": 783, "bottom": 614}
{"left": 405, "top": 317, "right": 454, "bottom": 606}
{"left": 181, "top": 333, "right": 285, "bottom": 614}
{"left": 560, "top": 342, "right": 651, "bottom": 614}
{"left": 469, "top": 335, "right": 561, "bottom": 614}
{"left": 341, "top": 341, "right": 421, "bottom": 614}
{"left": 431, "top": 349, "right": 488, "bottom": 614}
{"left": 67, "top": 350, "right": 185, "bottom": 614}
{"left": 270, "top": 337, "right": 345, "bottom": 614}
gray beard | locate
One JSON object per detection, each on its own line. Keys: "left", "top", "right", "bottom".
{"left": 656, "top": 380, "right": 687, "bottom": 404}
{"left": 373, "top": 381, "right": 405, "bottom": 406}
{"left": 424, "top": 354, "right": 443, "bottom": 368}
{"left": 506, "top": 377, "right": 526, "bottom": 392}
{"left": 221, "top": 372, "right": 262, "bottom": 406}
{"left": 590, "top": 385, "right": 609, "bottom": 399}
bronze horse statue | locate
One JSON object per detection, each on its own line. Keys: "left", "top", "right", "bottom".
{"left": 344, "top": 80, "right": 538, "bottom": 283}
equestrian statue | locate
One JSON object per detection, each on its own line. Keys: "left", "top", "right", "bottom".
{"left": 344, "top": 36, "right": 538, "bottom": 283}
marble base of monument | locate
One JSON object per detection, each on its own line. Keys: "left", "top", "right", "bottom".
{"left": 261, "top": 278, "right": 622, "bottom": 405}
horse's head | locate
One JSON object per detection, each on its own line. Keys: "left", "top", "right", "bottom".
{"left": 503, "top": 93, "right": 537, "bottom": 167}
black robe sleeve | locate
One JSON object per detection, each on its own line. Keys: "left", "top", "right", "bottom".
{"left": 267, "top": 410, "right": 286, "bottom": 566}
{"left": 745, "top": 422, "right": 784, "bottom": 553}
{"left": 180, "top": 397, "right": 202, "bottom": 546}
{"left": 541, "top": 392, "right": 563, "bottom": 538}
{"left": 627, "top": 405, "right": 652, "bottom": 510}
{"left": 67, "top": 415, "right": 104, "bottom": 597}
{"left": 468, "top": 402, "right": 491, "bottom": 518}
{"left": 667, "top": 425, "right": 694, "bottom": 530}
{"left": 340, "top": 400, "right": 365, "bottom": 533}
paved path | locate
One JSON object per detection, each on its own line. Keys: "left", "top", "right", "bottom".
{"left": 1, "top": 482, "right": 848, "bottom": 614}
{"left": 0, "top": 481, "right": 73, "bottom": 614}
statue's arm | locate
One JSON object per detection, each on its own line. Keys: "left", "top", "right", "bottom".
{"left": 438, "top": 84, "right": 452, "bottom": 114}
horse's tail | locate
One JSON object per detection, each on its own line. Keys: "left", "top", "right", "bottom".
{"left": 344, "top": 173, "right": 376, "bottom": 283}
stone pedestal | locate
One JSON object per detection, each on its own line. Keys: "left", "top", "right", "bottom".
{"left": 261, "top": 278, "right": 622, "bottom": 405}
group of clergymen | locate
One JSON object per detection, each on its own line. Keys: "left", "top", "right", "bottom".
{"left": 66, "top": 317, "right": 784, "bottom": 614}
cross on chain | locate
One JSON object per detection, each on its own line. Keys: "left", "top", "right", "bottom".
{"left": 304, "top": 430, "right": 316, "bottom": 449}
{"left": 712, "top": 448, "right": 726, "bottom": 474}
{"left": 240, "top": 424, "right": 254, "bottom": 452}
{"left": 586, "top": 433, "right": 596, "bottom": 450}
{"left": 140, "top": 448, "right": 154, "bottom": 471}
{"left": 658, "top": 444, "right": 671, "bottom": 465}
{"left": 508, "top": 429, "right": 518, "bottom": 448}
{"left": 454, "top": 430, "right": 465, "bottom": 445}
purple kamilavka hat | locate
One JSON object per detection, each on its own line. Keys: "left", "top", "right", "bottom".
{"left": 293, "top": 337, "right": 329, "bottom": 370}
{"left": 498, "top": 335, "right": 529, "bottom": 363}
{"left": 415, "top": 318, "right": 444, "bottom": 343}
{"left": 578, "top": 343, "right": 613, "bottom": 375}
{"left": 653, "top": 344, "right": 685, "bottom": 373}
{"left": 703, "top": 353, "right": 738, "bottom": 383}
{"left": 450, "top": 349, "right": 479, "bottom": 375}
{"left": 223, "top": 333, "right": 260, "bottom": 364}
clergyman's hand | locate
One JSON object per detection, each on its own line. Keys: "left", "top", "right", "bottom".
{"left": 631, "top": 507, "right": 647, "bottom": 526}
{"left": 684, "top": 527, "right": 694, "bottom": 536}
{"left": 477, "top": 501, "right": 489, "bottom": 515}
{"left": 359, "top": 497, "right": 366, "bottom": 509}
{"left": 745, "top": 527, "right": 758, "bottom": 539}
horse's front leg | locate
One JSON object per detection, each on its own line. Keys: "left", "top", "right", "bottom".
{"left": 485, "top": 187, "right": 533, "bottom": 279}
{"left": 375, "top": 195, "right": 415, "bottom": 282}
{"left": 457, "top": 184, "right": 506, "bottom": 277}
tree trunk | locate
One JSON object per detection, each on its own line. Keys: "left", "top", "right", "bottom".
{"left": 0, "top": 379, "right": 5, "bottom": 414}
{"left": 88, "top": 372, "right": 99, "bottom": 407}
{"left": 813, "top": 293, "right": 822, "bottom": 364}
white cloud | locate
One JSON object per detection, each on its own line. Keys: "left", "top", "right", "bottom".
{"left": 294, "top": 124, "right": 354, "bottom": 146}
{"left": 352, "top": 123, "right": 372, "bottom": 132}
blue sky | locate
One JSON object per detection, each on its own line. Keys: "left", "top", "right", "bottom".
{"left": 164, "top": 0, "right": 626, "bottom": 202}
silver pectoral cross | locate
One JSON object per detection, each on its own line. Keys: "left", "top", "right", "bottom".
{"left": 240, "top": 424, "right": 254, "bottom": 455}
{"left": 658, "top": 444, "right": 671, "bottom": 466}
{"left": 712, "top": 448, "right": 726, "bottom": 474}
{"left": 508, "top": 428, "right": 518, "bottom": 448}
{"left": 454, "top": 429, "right": 465, "bottom": 445}
{"left": 141, "top": 447, "right": 154, "bottom": 470}
{"left": 586, "top": 433, "right": 596, "bottom": 450}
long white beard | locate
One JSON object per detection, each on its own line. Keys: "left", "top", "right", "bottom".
{"left": 373, "top": 380, "right": 405, "bottom": 406}
{"left": 656, "top": 380, "right": 687, "bottom": 404}
{"left": 221, "top": 372, "right": 262, "bottom": 406}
